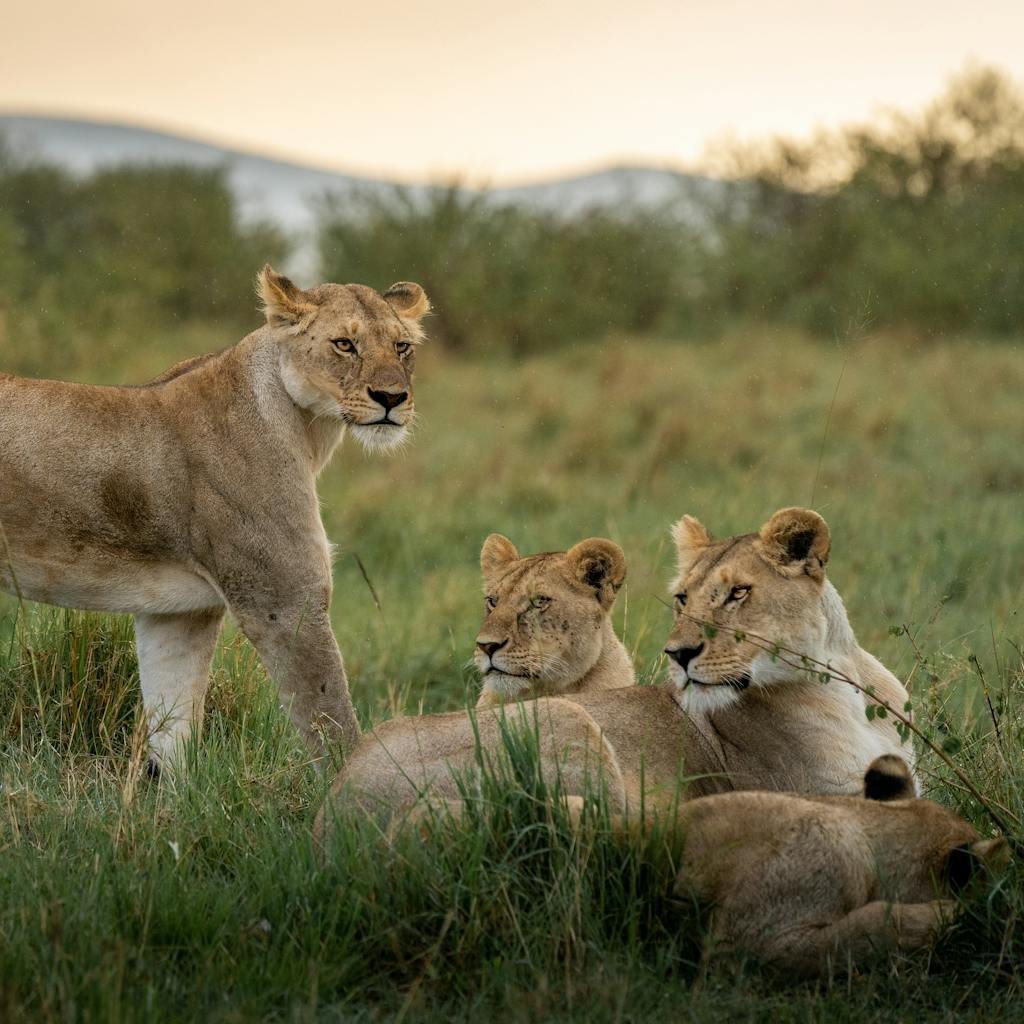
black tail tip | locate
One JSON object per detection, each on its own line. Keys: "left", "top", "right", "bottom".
{"left": 863, "top": 755, "right": 913, "bottom": 801}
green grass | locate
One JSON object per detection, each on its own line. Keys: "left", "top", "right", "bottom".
{"left": 2, "top": 327, "right": 1024, "bottom": 1020}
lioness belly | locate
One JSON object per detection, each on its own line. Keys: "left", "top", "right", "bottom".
{"left": 1, "top": 550, "right": 220, "bottom": 614}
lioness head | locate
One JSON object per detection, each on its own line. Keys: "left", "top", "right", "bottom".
{"left": 474, "top": 534, "right": 627, "bottom": 703}
{"left": 258, "top": 265, "right": 430, "bottom": 451}
{"left": 664, "top": 506, "right": 836, "bottom": 713}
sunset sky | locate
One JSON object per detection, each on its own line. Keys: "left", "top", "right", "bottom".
{"left": 4, "top": 0, "right": 1023, "bottom": 184}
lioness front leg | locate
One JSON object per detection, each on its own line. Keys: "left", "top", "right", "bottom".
{"left": 135, "top": 608, "right": 224, "bottom": 776}
{"left": 759, "top": 899, "right": 956, "bottom": 976}
{"left": 227, "top": 591, "right": 360, "bottom": 764}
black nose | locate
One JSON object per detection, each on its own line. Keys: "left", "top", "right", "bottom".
{"left": 368, "top": 387, "right": 408, "bottom": 412}
{"left": 477, "top": 639, "right": 507, "bottom": 658}
{"left": 665, "top": 643, "right": 704, "bottom": 670}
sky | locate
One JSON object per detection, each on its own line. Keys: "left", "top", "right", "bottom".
{"left": 4, "top": 0, "right": 1023, "bottom": 184}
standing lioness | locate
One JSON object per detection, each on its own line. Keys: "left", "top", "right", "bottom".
{"left": 0, "top": 266, "right": 430, "bottom": 772}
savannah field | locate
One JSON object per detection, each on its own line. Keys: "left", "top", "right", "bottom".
{"left": 2, "top": 325, "right": 1024, "bottom": 1022}
{"left": 3, "top": 68, "right": 1024, "bottom": 1022}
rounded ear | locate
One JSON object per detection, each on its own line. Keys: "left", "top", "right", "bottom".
{"left": 671, "top": 515, "right": 712, "bottom": 574}
{"left": 756, "top": 507, "right": 830, "bottom": 580}
{"left": 481, "top": 534, "right": 519, "bottom": 582}
{"left": 863, "top": 755, "right": 913, "bottom": 801}
{"left": 945, "top": 837, "right": 1010, "bottom": 892}
{"left": 565, "top": 538, "right": 627, "bottom": 610}
{"left": 383, "top": 281, "right": 431, "bottom": 321}
{"left": 257, "top": 264, "right": 317, "bottom": 327}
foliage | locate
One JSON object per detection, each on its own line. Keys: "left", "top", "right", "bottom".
{"left": 318, "top": 185, "right": 690, "bottom": 352}
{"left": 1, "top": 330, "right": 1023, "bottom": 1019}
{"left": 0, "top": 150, "right": 288, "bottom": 376}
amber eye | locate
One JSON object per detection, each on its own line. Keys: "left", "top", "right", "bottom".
{"left": 331, "top": 338, "right": 356, "bottom": 353}
{"left": 674, "top": 592, "right": 687, "bottom": 609}
{"left": 727, "top": 585, "right": 751, "bottom": 604}
{"left": 395, "top": 340, "right": 412, "bottom": 355}
{"left": 485, "top": 595, "right": 498, "bottom": 610}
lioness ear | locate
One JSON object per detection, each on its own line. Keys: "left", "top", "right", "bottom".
{"left": 257, "top": 264, "right": 317, "bottom": 328}
{"left": 863, "top": 755, "right": 913, "bottom": 801}
{"left": 756, "top": 507, "right": 830, "bottom": 581}
{"left": 481, "top": 534, "right": 519, "bottom": 583}
{"left": 566, "top": 538, "right": 626, "bottom": 610}
{"left": 671, "top": 515, "right": 712, "bottom": 574}
{"left": 383, "top": 281, "right": 430, "bottom": 321}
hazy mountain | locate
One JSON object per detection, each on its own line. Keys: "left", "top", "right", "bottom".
{"left": 0, "top": 115, "right": 718, "bottom": 274}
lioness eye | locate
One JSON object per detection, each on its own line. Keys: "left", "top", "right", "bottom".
{"left": 395, "top": 340, "right": 412, "bottom": 355}
{"left": 674, "top": 592, "right": 687, "bottom": 608}
{"left": 331, "top": 338, "right": 356, "bottom": 353}
{"left": 485, "top": 596, "right": 498, "bottom": 610}
{"left": 727, "top": 585, "right": 751, "bottom": 603}
{"left": 531, "top": 596, "right": 551, "bottom": 610}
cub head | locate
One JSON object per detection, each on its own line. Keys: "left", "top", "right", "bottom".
{"left": 474, "top": 534, "right": 627, "bottom": 703}
{"left": 664, "top": 507, "right": 834, "bottom": 714}
{"left": 860, "top": 758, "right": 1009, "bottom": 900}
{"left": 258, "top": 265, "right": 430, "bottom": 451}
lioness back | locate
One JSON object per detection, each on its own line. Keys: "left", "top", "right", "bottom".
{"left": 315, "top": 698, "right": 628, "bottom": 843}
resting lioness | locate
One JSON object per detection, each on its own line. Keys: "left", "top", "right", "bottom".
{"left": 316, "top": 507, "right": 914, "bottom": 832}
{"left": 583, "top": 756, "right": 1006, "bottom": 976}
{"left": 0, "top": 266, "right": 430, "bottom": 772}
{"left": 474, "top": 533, "right": 635, "bottom": 706}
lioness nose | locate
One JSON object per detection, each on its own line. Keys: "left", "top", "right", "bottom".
{"left": 368, "top": 387, "right": 408, "bottom": 411}
{"left": 665, "top": 642, "right": 704, "bottom": 670}
{"left": 477, "top": 639, "right": 508, "bottom": 658}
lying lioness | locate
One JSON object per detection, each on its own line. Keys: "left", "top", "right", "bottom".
{"left": 316, "top": 507, "right": 914, "bottom": 834}
{"left": 585, "top": 756, "right": 1006, "bottom": 976}
{"left": 474, "top": 533, "right": 635, "bottom": 705}
{"left": 0, "top": 266, "right": 430, "bottom": 772}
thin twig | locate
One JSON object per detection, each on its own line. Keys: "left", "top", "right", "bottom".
{"left": 352, "top": 552, "right": 384, "bottom": 617}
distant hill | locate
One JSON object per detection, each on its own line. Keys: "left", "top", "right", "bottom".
{"left": 0, "top": 114, "right": 719, "bottom": 274}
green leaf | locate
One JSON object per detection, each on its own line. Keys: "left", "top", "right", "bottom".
{"left": 942, "top": 736, "right": 963, "bottom": 755}
{"left": 876, "top": 706, "right": 887, "bottom": 719}
{"left": 733, "top": 630, "right": 746, "bottom": 643}
{"left": 702, "top": 624, "right": 719, "bottom": 640}
{"left": 865, "top": 705, "right": 876, "bottom": 721}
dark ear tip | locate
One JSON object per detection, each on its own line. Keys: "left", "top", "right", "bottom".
{"left": 863, "top": 755, "right": 913, "bottom": 801}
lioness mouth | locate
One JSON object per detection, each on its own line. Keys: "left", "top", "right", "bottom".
{"left": 485, "top": 668, "right": 531, "bottom": 680}
{"left": 685, "top": 675, "right": 751, "bottom": 692}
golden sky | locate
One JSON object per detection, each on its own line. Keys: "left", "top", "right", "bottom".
{"left": 4, "top": 0, "right": 1023, "bottom": 184}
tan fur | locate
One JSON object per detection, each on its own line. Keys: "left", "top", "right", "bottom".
{"left": 0, "top": 266, "right": 429, "bottom": 772}
{"left": 589, "top": 757, "right": 1007, "bottom": 976}
{"left": 315, "top": 510, "right": 917, "bottom": 834}
{"left": 664, "top": 507, "right": 916, "bottom": 792}
{"left": 313, "top": 697, "right": 628, "bottom": 845}
{"left": 474, "top": 534, "right": 634, "bottom": 705}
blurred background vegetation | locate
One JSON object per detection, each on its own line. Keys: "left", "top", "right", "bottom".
{"left": 2, "top": 66, "right": 1023, "bottom": 377}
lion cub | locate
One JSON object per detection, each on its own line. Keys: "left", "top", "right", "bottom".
{"left": 592, "top": 756, "right": 1007, "bottom": 977}
{"left": 474, "top": 534, "right": 635, "bottom": 705}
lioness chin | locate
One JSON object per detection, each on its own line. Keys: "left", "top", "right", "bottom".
{"left": 474, "top": 533, "right": 635, "bottom": 706}
{"left": 0, "top": 266, "right": 430, "bottom": 774}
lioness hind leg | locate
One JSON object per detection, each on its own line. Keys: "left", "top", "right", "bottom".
{"left": 759, "top": 899, "right": 956, "bottom": 976}
{"left": 134, "top": 608, "right": 224, "bottom": 777}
